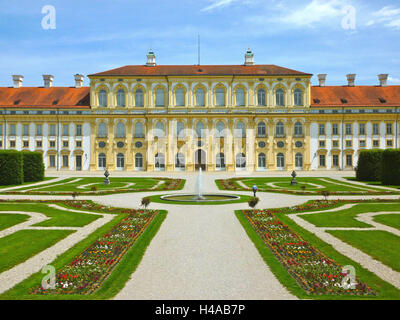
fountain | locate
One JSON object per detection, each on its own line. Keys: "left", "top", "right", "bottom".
{"left": 193, "top": 167, "right": 205, "bottom": 200}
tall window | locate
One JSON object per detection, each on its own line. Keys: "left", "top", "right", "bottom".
{"left": 359, "top": 123, "right": 366, "bottom": 135}
{"left": 98, "top": 90, "right": 107, "bottom": 107}
{"left": 135, "top": 89, "right": 144, "bottom": 107}
{"left": 276, "top": 122, "right": 284, "bottom": 137}
{"left": 236, "top": 121, "right": 245, "bottom": 138}
{"left": 62, "top": 155, "right": 69, "bottom": 168}
{"left": 98, "top": 153, "right": 106, "bottom": 169}
{"left": 50, "top": 124, "right": 56, "bottom": 136}
{"left": 9, "top": 124, "right": 16, "bottom": 136}
{"left": 98, "top": 123, "right": 107, "bottom": 138}
{"left": 155, "top": 122, "right": 165, "bottom": 137}
{"left": 373, "top": 123, "right": 380, "bottom": 135}
{"left": 319, "top": 155, "right": 326, "bottom": 167}
{"left": 294, "top": 89, "right": 303, "bottom": 106}
{"left": 319, "top": 124, "right": 325, "bottom": 136}
{"left": 196, "top": 122, "right": 205, "bottom": 138}
{"left": 175, "top": 153, "right": 185, "bottom": 169}
{"left": 175, "top": 88, "right": 185, "bottom": 106}
{"left": 177, "top": 122, "right": 185, "bottom": 138}
{"left": 116, "top": 153, "right": 125, "bottom": 169}
{"left": 156, "top": 88, "right": 165, "bottom": 107}
{"left": 216, "top": 88, "right": 225, "bottom": 106}
{"left": 76, "top": 124, "right": 82, "bottom": 137}
{"left": 62, "top": 124, "right": 69, "bottom": 136}
{"left": 135, "top": 153, "right": 143, "bottom": 169}
{"left": 257, "top": 122, "right": 266, "bottom": 137}
{"left": 332, "top": 124, "right": 339, "bottom": 135}
{"left": 36, "top": 124, "right": 43, "bottom": 136}
{"left": 216, "top": 121, "right": 225, "bottom": 138}
{"left": 346, "top": 154, "right": 353, "bottom": 167}
{"left": 116, "top": 89, "right": 125, "bottom": 107}
{"left": 155, "top": 153, "right": 165, "bottom": 170}
{"left": 236, "top": 88, "right": 245, "bottom": 106}
{"left": 236, "top": 153, "right": 246, "bottom": 168}
{"left": 295, "top": 153, "right": 303, "bottom": 168}
{"left": 258, "top": 153, "right": 266, "bottom": 168}
{"left": 277, "top": 153, "right": 285, "bottom": 168}
{"left": 116, "top": 123, "right": 126, "bottom": 138}
{"left": 196, "top": 88, "right": 205, "bottom": 106}
{"left": 387, "top": 123, "right": 393, "bottom": 135}
{"left": 294, "top": 122, "right": 303, "bottom": 136}
{"left": 134, "top": 122, "right": 144, "bottom": 138}
{"left": 216, "top": 153, "right": 225, "bottom": 169}
{"left": 276, "top": 89, "right": 285, "bottom": 106}
{"left": 0, "top": 124, "right": 3, "bottom": 136}
{"left": 258, "top": 89, "right": 266, "bottom": 106}
{"left": 23, "top": 124, "right": 29, "bottom": 136}
{"left": 346, "top": 123, "right": 352, "bottom": 135}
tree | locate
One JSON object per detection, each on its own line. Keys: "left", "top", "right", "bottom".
{"left": 141, "top": 197, "right": 151, "bottom": 209}
{"left": 248, "top": 197, "right": 259, "bottom": 209}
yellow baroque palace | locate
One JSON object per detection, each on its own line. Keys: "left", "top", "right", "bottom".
{"left": 0, "top": 49, "right": 399, "bottom": 172}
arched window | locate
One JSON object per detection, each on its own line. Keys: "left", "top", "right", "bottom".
{"left": 236, "top": 88, "right": 245, "bottom": 106}
{"left": 276, "top": 88, "right": 285, "bottom": 106}
{"left": 175, "top": 88, "right": 185, "bottom": 106}
{"left": 175, "top": 153, "right": 185, "bottom": 169}
{"left": 98, "top": 153, "right": 106, "bottom": 169}
{"left": 135, "top": 89, "right": 144, "bottom": 107}
{"left": 294, "top": 88, "right": 303, "bottom": 106}
{"left": 295, "top": 153, "right": 303, "bottom": 168}
{"left": 236, "top": 153, "right": 246, "bottom": 168}
{"left": 216, "top": 153, "right": 225, "bottom": 169}
{"left": 155, "top": 153, "right": 165, "bottom": 170}
{"left": 294, "top": 122, "right": 303, "bottom": 136}
{"left": 155, "top": 122, "right": 165, "bottom": 138}
{"left": 156, "top": 88, "right": 165, "bottom": 107}
{"left": 257, "top": 89, "right": 266, "bottom": 106}
{"left": 134, "top": 122, "right": 144, "bottom": 138}
{"left": 98, "top": 90, "right": 107, "bottom": 107}
{"left": 236, "top": 121, "right": 246, "bottom": 138}
{"left": 135, "top": 153, "right": 143, "bottom": 169}
{"left": 277, "top": 153, "right": 285, "bottom": 168}
{"left": 116, "top": 123, "right": 126, "bottom": 138}
{"left": 98, "top": 123, "right": 107, "bottom": 138}
{"left": 257, "top": 122, "right": 266, "bottom": 137}
{"left": 258, "top": 153, "right": 266, "bottom": 168}
{"left": 196, "top": 88, "right": 205, "bottom": 106}
{"left": 216, "top": 121, "right": 225, "bottom": 138}
{"left": 177, "top": 121, "right": 185, "bottom": 138}
{"left": 276, "top": 122, "right": 285, "bottom": 137}
{"left": 116, "top": 153, "right": 125, "bottom": 169}
{"left": 216, "top": 87, "right": 225, "bottom": 106}
{"left": 196, "top": 122, "right": 205, "bottom": 138}
{"left": 116, "top": 89, "right": 126, "bottom": 107}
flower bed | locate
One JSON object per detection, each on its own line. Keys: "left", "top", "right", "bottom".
{"left": 243, "top": 208, "right": 377, "bottom": 296}
{"left": 29, "top": 208, "right": 159, "bottom": 295}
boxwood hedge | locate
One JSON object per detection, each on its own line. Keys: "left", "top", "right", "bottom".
{"left": 22, "top": 151, "right": 45, "bottom": 182}
{"left": 0, "top": 150, "right": 24, "bottom": 185}
{"left": 356, "top": 150, "right": 384, "bottom": 182}
{"left": 381, "top": 149, "right": 400, "bottom": 185}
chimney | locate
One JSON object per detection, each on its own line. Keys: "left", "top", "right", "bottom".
{"left": 244, "top": 48, "right": 254, "bottom": 66}
{"left": 146, "top": 48, "right": 156, "bottom": 67}
{"left": 43, "top": 75, "right": 54, "bottom": 88}
{"left": 318, "top": 74, "right": 327, "bottom": 87}
{"left": 378, "top": 74, "right": 389, "bottom": 87}
{"left": 346, "top": 74, "right": 356, "bottom": 87}
{"left": 74, "top": 74, "right": 84, "bottom": 88}
{"left": 12, "top": 75, "right": 24, "bottom": 88}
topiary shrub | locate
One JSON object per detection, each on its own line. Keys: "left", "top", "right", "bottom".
{"left": 381, "top": 149, "right": 400, "bottom": 186}
{"left": 0, "top": 150, "right": 24, "bottom": 186}
{"left": 248, "top": 197, "right": 260, "bottom": 209}
{"left": 22, "top": 151, "right": 45, "bottom": 182}
{"left": 356, "top": 150, "right": 384, "bottom": 182}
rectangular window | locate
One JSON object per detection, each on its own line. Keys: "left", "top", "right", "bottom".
{"left": 156, "top": 89, "right": 165, "bottom": 107}
{"left": 49, "top": 155, "right": 56, "bottom": 167}
{"left": 63, "top": 141, "right": 69, "bottom": 148}
{"left": 319, "top": 155, "right": 326, "bottom": 167}
{"left": 62, "top": 124, "right": 69, "bottom": 136}
{"left": 0, "top": 124, "right": 3, "bottom": 136}
{"left": 23, "top": 124, "right": 29, "bottom": 136}
{"left": 332, "top": 124, "right": 339, "bottom": 135}
{"left": 319, "top": 124, "right": 325, "bottom": 136}
{"left": 49, "top": 141, "right": 56, "bottom": 148}
{"left": 9, "top": 124, "right": 16, "bottom": 136}
{"left": 332, "top": 140, "right": 339, "bottom": 148}
{"left": 62, "top": 155, "right": 69, "bottom": 168}
{"left": 373, "top": 123, "right": 379, "bottom": 135}
{"left": 36, "top": 141, "right": 42, "bottom": 148}
{"left": 36, "top": 124, "right": 43, "bottom": 136}
{"left": 346, "top": 140, "right": 352, "bottom": 148}
{"left": 76, "top": 124, "right": 82, "bottom": 137}
{"left": 319, "top": 140, "right": 325, "bottom": 148}
{"left": 76, "top": 141, "right": 82, "bottom": 148}
{"left": 10, "top": 140, "right": 16, "bottom": 148}
{"left": 50, "top": 124, "right": 56, "bottom": 136}
{"left": 387, "top": 140, "right": 393, "bottom": 147}
{"left": 0, "top": 141, "right": 2, "bottom": 148}
{"left": 345, "top": 124, "right": 352, "bottom": 135}
{"left": 333, "top": 155, "right": 339, "bottom": 167}
{"left": 359, "top": 140, "right": 366, "bottom": 148}
{"left": 346, "top": 154, "right": 353, "bottom": 167}
{"left": 23, "top": 141, "right": 29, "bottom": 148}
{"left": 373, "top": 140, "right": 380, "bottom": 148}
{"left": 359, "top": 123, "right": 366, "bottom": 135}
{"left": 386, "top": 123, "right": 393, "bottom": 135}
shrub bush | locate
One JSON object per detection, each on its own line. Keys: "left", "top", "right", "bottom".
{"left": 0, "top": 150, "right": 24, "bottom": 186}
{"left": 381, "top": 149, "right": 400, "bottom": 186}
{"left": 22, "top": 151, "right": 45, "bottom": 182}
{"left": 356, "top": 150, "right": 384, "bottom": 182}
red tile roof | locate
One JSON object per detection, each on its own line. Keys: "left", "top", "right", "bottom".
{"left": 89, "top": 64, "right": 312, "bottom": 77}
{"left": 311, "top": 86, "right": 400, "bottom": 107}
{"left": 0, "top": 87, "right": 90, "bottom": 109}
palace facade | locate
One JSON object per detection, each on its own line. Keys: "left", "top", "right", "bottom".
{"left": 1, "top": 49, "right": 399, "bottom": 172}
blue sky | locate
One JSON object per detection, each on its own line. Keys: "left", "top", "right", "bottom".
{"left": 0, "top": 0, "right": 399, "bottom": 87}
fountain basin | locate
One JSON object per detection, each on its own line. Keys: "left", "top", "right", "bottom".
{"left": 160, "top": 194, "right": 241, "bottom": 203}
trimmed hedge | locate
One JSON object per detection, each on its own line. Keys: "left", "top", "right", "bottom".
{"left": 0, "top": 150, "right": 24, "bottom": 186}
{"left": 381, "top": 149, "right": 400, "bottom": 186}
{"left": 356, "top": 150, "right": 384, "bottom": 182}
{"left": 22, "top": 151, "right": 45, "bottom": 182}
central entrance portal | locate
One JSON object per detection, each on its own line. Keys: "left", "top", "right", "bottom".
{"left": 195, "top": 149, "right": 206, "bottom": 171}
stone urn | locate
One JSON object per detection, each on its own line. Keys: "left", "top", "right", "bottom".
{"left": 291, "top": 170, "right": 298, "bottom": 186}
{"left": 104, "top": 169, "right": 110, "bottom": 185}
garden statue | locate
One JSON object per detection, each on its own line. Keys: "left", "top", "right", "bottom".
{"left": 104, "top": 169, "right": 110, "bottom": 185}
{"left": 291, "top": 170, "right": 298, "bottom": 186}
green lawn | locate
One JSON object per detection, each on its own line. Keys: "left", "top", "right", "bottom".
{"left": 0, "top": 230, "right": 74, "bottom": 273}
{"left": 300, "top": 203, "right": 400, "bottom": 228}
{"left": 373, "top": 214, "right": 400, "bottom": 231}
{"left": 345, "top": 177, "right": 400, "bottom": 190}
{"left": 0, "top": 177, "right": 56, "bottom": 190}
{"left": 0, "top": 203, "right": 100, "bottom": 227}
{"left": 327, "top": 230, "right": 400, "bottom": 272}
{"left": 0, "top": 214, "right": 30, "bottom": 231}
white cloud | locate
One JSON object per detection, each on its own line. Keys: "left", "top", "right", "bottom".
{"left": 201, "top": 0, "right": 237, "bottom": 12}
{"left": 373, "top": 6, "right": 400, "bottom": 18}
{"left": 368, "top": 6, "right": 400, "bottom": 29}
{"left": 388, "top": 76, "right": 400, "bottom": 84}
